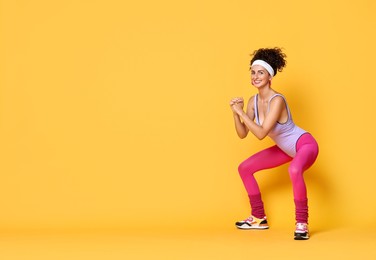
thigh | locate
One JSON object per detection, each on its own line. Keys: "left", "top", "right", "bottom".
{"left": 293, "top": 134, "right": 319, "bottom": 171}
{"left": 241, "top": 145, "right": 292, "bottom": 172}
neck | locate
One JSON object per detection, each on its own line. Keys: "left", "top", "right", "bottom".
{"left": 257, "top": 86, "right": 274, "bottom": 101}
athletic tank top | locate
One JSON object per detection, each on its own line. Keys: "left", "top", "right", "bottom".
{"left": 254, "top": 94, "right": 306, "bottom": 157}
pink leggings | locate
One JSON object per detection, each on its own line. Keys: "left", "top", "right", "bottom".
{"left": 238, "top": 133, "right": 319, "bottom": 223}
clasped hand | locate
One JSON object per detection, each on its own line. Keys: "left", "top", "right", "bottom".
{"left": 230, "top": 97, "right": 244, "bottom": 115}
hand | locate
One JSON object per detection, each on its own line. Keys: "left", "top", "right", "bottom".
{"left": 230, "top": 97, "right": 244, "bottom": 114}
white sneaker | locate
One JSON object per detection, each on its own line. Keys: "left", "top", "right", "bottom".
{"left": 294, "top": 223, "right": 309, "bottom": 240}
{"left": 235, "top": 215, "right": 269, "bottom": 230}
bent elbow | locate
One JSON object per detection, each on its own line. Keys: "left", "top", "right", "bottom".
{"left": 238, "top": 133, "right": 248, "bottom": 139}
{"left": 256, "top": 133, "right": 267, "bottom": 140}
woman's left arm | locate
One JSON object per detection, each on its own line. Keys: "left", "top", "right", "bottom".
{"left": 232, "top": 96, "right": 284, "bottom": 140}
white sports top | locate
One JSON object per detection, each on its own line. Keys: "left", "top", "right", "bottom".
{"left": 254, "top": 94, "right": 306, "bottom": 157}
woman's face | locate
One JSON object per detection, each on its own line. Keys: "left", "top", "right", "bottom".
{"left": 251, "top": 65, "right": 272, "bottom": 88}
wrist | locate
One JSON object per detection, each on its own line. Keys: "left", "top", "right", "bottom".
{"left": 237, "top": 110, "right": 246, "bottom": 117}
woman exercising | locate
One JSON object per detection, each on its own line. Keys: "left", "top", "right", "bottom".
{"left": 229, "top": 47, "right": 319, "bottom": 240}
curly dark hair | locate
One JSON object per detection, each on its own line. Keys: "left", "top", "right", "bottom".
{"left": 250, "top": 47, "right": 287, "bottom": 76}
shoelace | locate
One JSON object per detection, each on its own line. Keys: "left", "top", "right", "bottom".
{"left": 296, "top": 223, "right": 307, "bottom": 231}
{"left": 244, "top": 216, "right": 254, "bottom": 222}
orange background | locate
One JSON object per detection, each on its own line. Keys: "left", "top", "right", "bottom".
{"left": 0, "top": 1, "right": 376, "bottom": 258}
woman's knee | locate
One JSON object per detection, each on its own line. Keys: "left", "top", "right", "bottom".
{"left": 238, "top": 161, "right": 248, "bottom": 176}
{"left": 238, "top": 159, "right": 256, "bottom": 177}
{"left": 288, "top": 164, "right": 303, "bottom": 180}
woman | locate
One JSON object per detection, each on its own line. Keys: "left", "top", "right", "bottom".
{"left": 229, "top": 47, "right": 319, "bottom": 240}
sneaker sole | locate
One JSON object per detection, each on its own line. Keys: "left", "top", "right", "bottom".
{"left": 236, "top": 224, "right": 269, "bottom": 230}
{"left": 294, "top": 234, "right": 309, "bottom": 240}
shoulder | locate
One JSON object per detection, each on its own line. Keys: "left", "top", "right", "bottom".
{"left": 270, "top": 94, "right": 284, "bottom": 102}
{"left": 248, "top": 95, "right": 256, "bottom": 104}
{"left": 246, "top": 95, "right": 256, "bottom": 115}
{"left": 269, "top": 94, "right": 286, "bottom": 109}
{"left": 269, "top": 93, "right": 286, "bottom": 103}
{"left": 247, "top": 95, "right": 256, "bottom": 108}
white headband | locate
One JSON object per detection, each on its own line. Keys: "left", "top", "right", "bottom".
{"left": 251, "top": 60, "right": 275, "bottom": 77}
